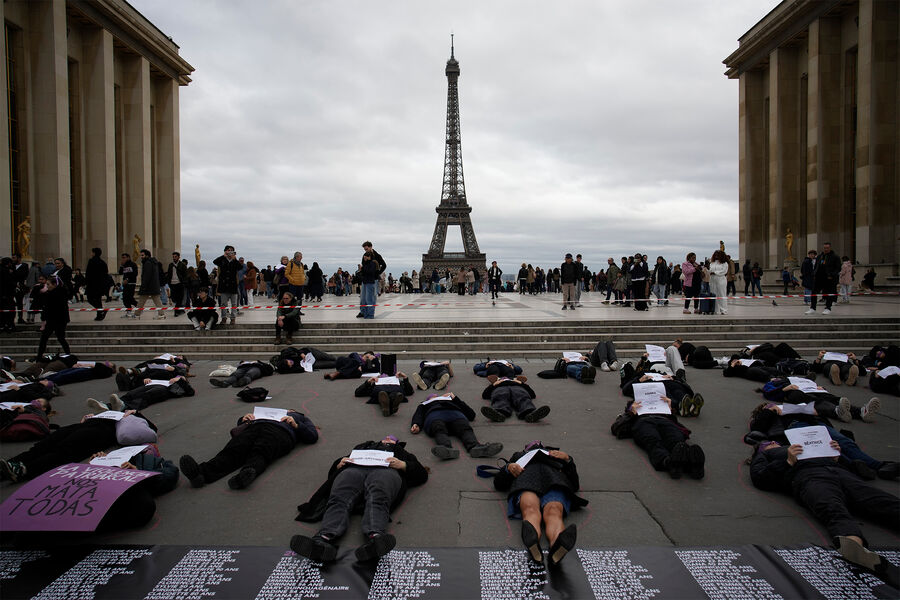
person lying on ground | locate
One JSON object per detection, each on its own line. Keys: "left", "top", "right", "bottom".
{"left": 473, "top": 359, "right": 523, "bottom": 380}
{"left": 133, "top": 353, "right": 192, "bottom": 372}
{"left": 749, "top": 439, "right": 900, "bottom": 586}
{"left": 354, "top": 373, "right": 414, "bottom": 416}
{"left": 723, "top": 356, "right": 781, "bottom": 382}
{"left": 0, "top": 398, "right": 54, "bottom": 442}
{"left": 409, "top": 392, "right": 503, "bottom": 460}
{"left": 87, "top": 375, "right": 195, "bottom": 413}
{"left": 480, "top": 377, "right": 550, "bottom": 423}
{"left": 757, "top": 377, "right": 880, "bottom": 423}
{"left": 291, "top": 435, "right": 428, "bottom": 563}
{"left": 744, "top": 402, "right": 898, "bottom": 481}
{"left": 41, "top": 360, "right": 115, "bottom": 386}
{"left": 620, "top": 371, "right": 704, "bottom": 417}
{"left": 410, "top": 360, "right": 454, "bottom": 390}
{"left": 180, "top": 409, "right": 317, "bottom": 490}
{"left": 271, "top": 347, "right": 337, "bottom": 373}
{"left": 0, "top": 379, "right": 60, "bottom": 403}
{"left": 738, "top": 342, "right": 802, "bottom": 366}
{"left": 493, "top": 441, "right": 586, "bottom": 566}
{"left": 210, "top": 360, "right": 275, "bottom": 388}
{"left": 323, "top": 352, "right": 380, "bottom": 380}
{"left": 116, "top": 361, "right": 189, "bottom": 391}
{"left": 588, "top": 340, "right": 620, "bottom": 372}
{"left": 630, "top": 346, "right": 686, "bottom": 380}
{"left": 14, "top": 353, "right": 79, "bottom": 380}
{"left": 869, "top": 366, "right": 900, "bottom": 397}
{"left": 615, "top": 395, "right": 706, "bottom": 480}
{"left": 0, "top": 409, "right": 157, "bottom": 482}
{"left": 561, "top": 354, "right": 596, "bottom": 384}
{"left": 811, "top": 350, "right": 864, "bottom": 386}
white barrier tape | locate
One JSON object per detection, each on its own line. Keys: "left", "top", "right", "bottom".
{"left": 1, "top": 290, "right": 896, "bottom": 312}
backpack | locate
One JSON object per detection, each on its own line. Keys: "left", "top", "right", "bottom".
{"left": 379, "top": 354, "right": 397, "bottom": 376}
{"left": 690, "top": 346, "right": 717, "bottom": 369}
{"left": 236, "top": 387, "right": 268, "bottom": 402}
{"left": 0, "top": 412, "right": 52, "bottom": 442}
{"left": 776, "top": 359, "right": 810, "bottom": 377}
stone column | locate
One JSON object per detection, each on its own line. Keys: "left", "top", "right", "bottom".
{"left": 28, "top": 0, "right": 71, "bottom": 262}
{"left": 153, "top": 78, "right": 181, "bottom": 258}
{"left": 122, "top": 55, "right": 152, "bottom": 254}
{"left": 82, "top": 29, "right": 116, "bottom": 259}
{"left": 768, "top": 47, "right": 802, "bottom": 268}
{"left": 0, "top": 1, "right": 11, "bottom": 256}
{"left": 806, "top": 16, "right": 842, "bottom": 257}
{"left": 738, "top": 69, "right": 767, "bottom": 265}
{"left": 855, "top": 0, "right": 898, "bottom": 265}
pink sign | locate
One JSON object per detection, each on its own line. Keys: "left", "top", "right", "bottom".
{"left": 0, "top": 462, "right": 159, "bottom": 531}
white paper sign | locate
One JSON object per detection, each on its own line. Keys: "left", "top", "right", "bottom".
{"left": 738, "top": 359, "right": 758, "bottom": 367}
{"left": 73, "top": 361, "right": 97, "bottom": 368}
{"left": 642, "top": 372, "right": 668, "bottom": 381}
{"left": 348, "top": 449, "right": 394, "bottom": 467}
{"left": 633, "top": 382, "right": 669, "bottom": 414}
{"left": 154, "top": 353, "right": 177, "bottom": 361}
{"left": 300, "top": 353, "right": 315, "bottom": 373}
{"left": 89, "top": 445, "right": 148, "bottom": 467}
{"left": 146, "top": 364, "right": 171, "bottom": 371}
{"left": 487, "top": 360, "right": 512, "bottom": 367}
{"left": 253, "top": 406, "right": 288, "bottom": 422}
{"left": 92, "top": 411, "right": 125, "bottom": 421}
{"left": 788, "top": 377, "right": 825, "bottom": 393}
{"left": 877, "top": 366, "right": 900, "bottom": 378}
{"left": 0, "top": 382, "right": 21, "bottom": 392}
{"left": 375, "top": 376, "right": 400, "bottom": 387}
{"left": 515, "top": 449, "right": 550, "bottom": 469}
{"left": 422, "top": 395, "right": 452, "bottom": 405}
{"left": 563, "top": 352, "right": 584, "bottom": 361}
{"left": 784, "top": 426, "right": 840, "bottom": 460}
{"left": 823, "top": 352, "right": 848, "bottom": 363}
{"left": 423, "top": 361, "right": 443, "bottom": 367}
{"left": 147, "top": 379, "right": 173, "bottom": 387}
{"left": 779, "top": 403, "right": 816, "bottom": 415}
{"left": 745, "top": 344, "right": 760, "bottom": 351}
{"left": 0, "top": 402, "right": 24, "bottom": 410}
{"left": 361, "top": 372, "right": 381, "bottom": 378}
{"left": 645, "top": 345, "right": 666, "bottom": 363}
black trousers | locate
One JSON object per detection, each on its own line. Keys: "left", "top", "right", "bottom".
{"left": 810, "top": 280, "right": 837, "bottom": 310}
{"left": 122, "top": 385, "right": 175, "bottom": 411}
{"left": 224, "top": 365, "right": 261, "bottom": 386}
{"left": 428, "top": 418, "right": 478, "bottom": 450}
{"left": 485, "top": 363, "right": 516, "bottom": 379}
{"left": 489, "top": 281, "right": 500, "bottom": 299}
{"left": 275, "top": 316, "right": 300, "bottom": 337}
{"left": 36, "top": 322, "right": 70, "bottom": 359}
{"left": 792, "top": 463, "right": 900, "bottom": 542}
{"left": 632, "top": 280, "right": 647, "bottom": 310}
{"left": 870, "top": 374, "right": 899, "bottom": 397}
{"left": 418, "top": 365, "right": 450, "bottom": 387}
{"left": 169, "top": 283, "right": 185, "bottom": 309}
{"left": 87, "top": 288, "right": 105, "bottom": 319}
{"left": 199, "top": 425, "right": 293, "bottom": 483}
{"left": 13, "top": 421, "right": 116, "bottom": 479}
{"left": 489, "top": 386, "right": 536, "bottom": 418}
{"left": 631, "top": 416, "right": 686, "bottom": 471}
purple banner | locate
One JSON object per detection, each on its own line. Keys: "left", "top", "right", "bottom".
{"left": 0, "top": 463, "right": 159, "bottom": 532}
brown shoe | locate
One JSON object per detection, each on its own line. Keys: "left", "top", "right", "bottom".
{"left": 846, "top": 364, "right": 859, "bottom": 386}
{"left": 830, "top": 363, "right": 842, "bottom": 386}
{"left": 378, "top": 391, "right": 391, "bottom": 416}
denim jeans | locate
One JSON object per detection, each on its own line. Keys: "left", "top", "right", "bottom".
{"left": 218, "top": 292, "right": 238, "bottom": 319}
{"left": 652, "top": 283, "right": 667, "bottom": 304}
{"left": 360, "top": 282, "right": 376, "bottom": 318}
{"left": 566, "top": 362, "right": 588, "bottom": 380}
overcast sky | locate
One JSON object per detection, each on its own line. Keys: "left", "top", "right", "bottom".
{"left": 132, "top": 0, "right": 779, "bottom": 276}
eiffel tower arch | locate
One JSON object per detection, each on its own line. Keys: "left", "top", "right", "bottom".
{"left": 421, "top": 40, "right": 487, "bottom": 278}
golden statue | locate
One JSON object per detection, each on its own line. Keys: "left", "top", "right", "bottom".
{"left": 195, "top": 244, "right": 201, "bottom": 267}
{"left": 16, "top": 216, "right": 31, "bottom": 259}
{"left": 132, "top": 234, "right": 142, "bottom": 259}
{"left": 719, "top": 240, "right": 725, "bottom": 253}
{"left": 785, "top": 227, "right": 795, "bottom": 260}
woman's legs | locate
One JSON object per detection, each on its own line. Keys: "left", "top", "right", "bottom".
{"left": 542, "top": 501, "right": 565, "bottom": 546}
{"left": 519, "top": 491, "right": 543, "bottom": 543}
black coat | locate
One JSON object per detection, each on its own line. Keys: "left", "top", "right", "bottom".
{"left": 493, "top": 449, "right": 587, "bottom": 511}
{"left": 85, "top": 256, "right": 109, "bottom": 293}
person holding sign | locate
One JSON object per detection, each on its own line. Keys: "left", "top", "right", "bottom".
{"left": 292, "top": 436, "right": 428, "bottom": 563}
{"left": 272, "top": 346, "right": 336, "bottom": 374}
{"left": 41, "top": 360, "right": 116, "bottom": 387}
{"left": 620, "top": 372, "right": 704, "bottom": 418}
{"left": 210, "top": 360, "right": 275, "bottom": 388}
{"left": 480, "top": 377, "right": 550, "bottom": 423}
{"left": 811, "top": 350, "right": 863, "bottom": 387}
{"left": 869, "top": 366, "right": 900, "bottom": 397}
{"left": 493, "top": 441, "right": 587, "bottom": 566}
{"left": 561, "top": 353, "right": 596, "bottom": 384}
{"left": 354, "top": 373, "right": 414, "bottom": 417}
{"left": 410, "top": 360, "right": 454, "bottom": 390}
{"left": 758, "top": 377, "right": 880, "bottom": 423}
{"left": 180, "top": 409, "right": 317, "bottom": 490}
{"left": 624, "top": 394, "right": 706, "bottom": 479}
{"left": 323, "top": 351, "right": 380, "bottom": 380}
{"left": 723, "top": 356, "right": 779, "bottom": 382}
{"left": 0, "top": 379, "right": 59, "bottom": 404}
{"left": 0, "top": 410, "right": 157, "bottom": 482}
{"left": 409, "top": 392, "right": 503, "bottom": 460}
{"left": 749, "top": 439, "right": 899, "bottom": 584}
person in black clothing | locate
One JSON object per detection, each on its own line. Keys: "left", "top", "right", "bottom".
{"left": 271, "top": 347, "right": 337, "bottom": 373}
{"left": 723, "top": 356, "right": 780, "bottom": 382}
{"left": 119, "top": 252, "right": 139, "bottom": 317}
{"left": 291, "top": 436, "right": 428, "bottom": 563}
{"left": 488, "top": 261, "right": 502, "bottom": 302}
{"left": 749, "top": 440, "right": 900, "bottom": 584}
{"left": 493, "top": 441, "right": 586, "bottom": 566}
{"left": 0, "top": 380, "right": 59, "bottom": 403}
{"left": 410, "top": 392, "right": 502, "bottom": 460}
{"left": 51, "top": 258, "right": 73, "bottom": 300}
{"left": 0, "top": 257, "right": 16, "bottom": 332}
{"left": 180, "top": 409, "right": 317, "bottom": 490}
{"left": 187, "top": 288, "right": 218, "bottom": 330}
{"left": 85, "top": 247, "right": 109, "bottom": 320}
{"left": 621, "top": 395, "right": 706, "bottom": 479}
{"left": 811, "top": 350, "right": 864, "bottom": 386}
{"left": 651, "top": 256, "right": 670, "bottom": 306}
{"left": 166, "top": 252, "right": 188, "bottom": 316}
{"left": 213, "top": 245, "right": 241, "bottom": 324}
{"left": 88, "top": 375, "right": 195, "bottom": 413}
{"left": 33, "top": 276, "right": 71, "bottom": 361}
{"left": 411, "top": 360, "right": 454, "bottom": 390}
{"left": 11, "top": 253, "right": 28, "bottom": 325}
{"left": 560, "top": 253, "right": 578, "bottom": 310}
{"left": 357, "top": 252, "right": 379, "bottom": 319}
{"left": 630, "top": 252, "right": 649, "bottom": 310}
{"left": 0, "top": 409, "right": 157, "bottom": 482}
{"left": 323, "top": 352, "right": 380, "bottom": 380}
{"left": 210, "top": 360, "right": 274, "bottom": 388}
{"left": 354, "top": 373, "right": 414, "bottom": 416}
{"left": 480, "top": 377, "right": 550, "bottom": 423}
{"left": 620, "top": 371, "right": 704, "bottom": 417}
{"left": 517, "top": 263, "right": 528, "bottom": 295}
{"left": 807, "top": 241, "right": 840, "bottom": 315}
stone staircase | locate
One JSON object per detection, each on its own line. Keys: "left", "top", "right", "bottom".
{"left": 4, "top": 317, "right": 898, "bottom": 361}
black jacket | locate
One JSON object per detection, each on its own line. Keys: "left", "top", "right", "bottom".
{"left": 213, "top": 255, "right": 240, "bottom": 293}
{"left": 410, "top": 395, "right": 475, "bottom": 429}
{"left": 493, "top": 449, "right": 587, "bottom": 511}
{"left": 560, "top": 262, "right": 578, "bottom": 284}
{"left": 813, "top": 251, "right": 840, "bottom": 283}
{"left": 85, "top": 256, "right": 109, "bottom": 292}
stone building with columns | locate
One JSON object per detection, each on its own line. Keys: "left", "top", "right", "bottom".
{"left": 724, "top": 0, "right": 897, "bottom": 271}
{"left": 1, "top": 0, "right": 193, "bottom": 266}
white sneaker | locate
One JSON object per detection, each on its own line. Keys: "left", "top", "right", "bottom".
{"left": 861, "top": 397, "right": 881, "bottom": 423}
{"left": 609, "top": 361, "right": 620, "bottom": 371}
{"left": 108, "top": 394, "right": 125, "bottom": 412}
{"left": 600, "top": 363, "right": 610, "bottom": 372}
{"left": 835, "top": 397, "right": 852, "bottom": 423}
{"left": 804, "top": 309, "right": 816, "bottom": 315}
{"left": 86, "top": 398, "right": 109, "bottom": 414}
{"left": 822, "top": 309, "right": 832, "bottom": 315}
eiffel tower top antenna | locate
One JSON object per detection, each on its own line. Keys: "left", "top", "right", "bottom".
{"left": 450, "top": 32, "right": 454, "bottom": 59}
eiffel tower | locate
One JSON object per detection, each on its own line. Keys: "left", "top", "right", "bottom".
{"left": 421, "top": 38, "right": 487, "bottom": 278}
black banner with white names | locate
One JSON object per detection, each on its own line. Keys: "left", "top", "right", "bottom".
{"left": 0, "top": 544, "right": 896, "bottom": 599}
